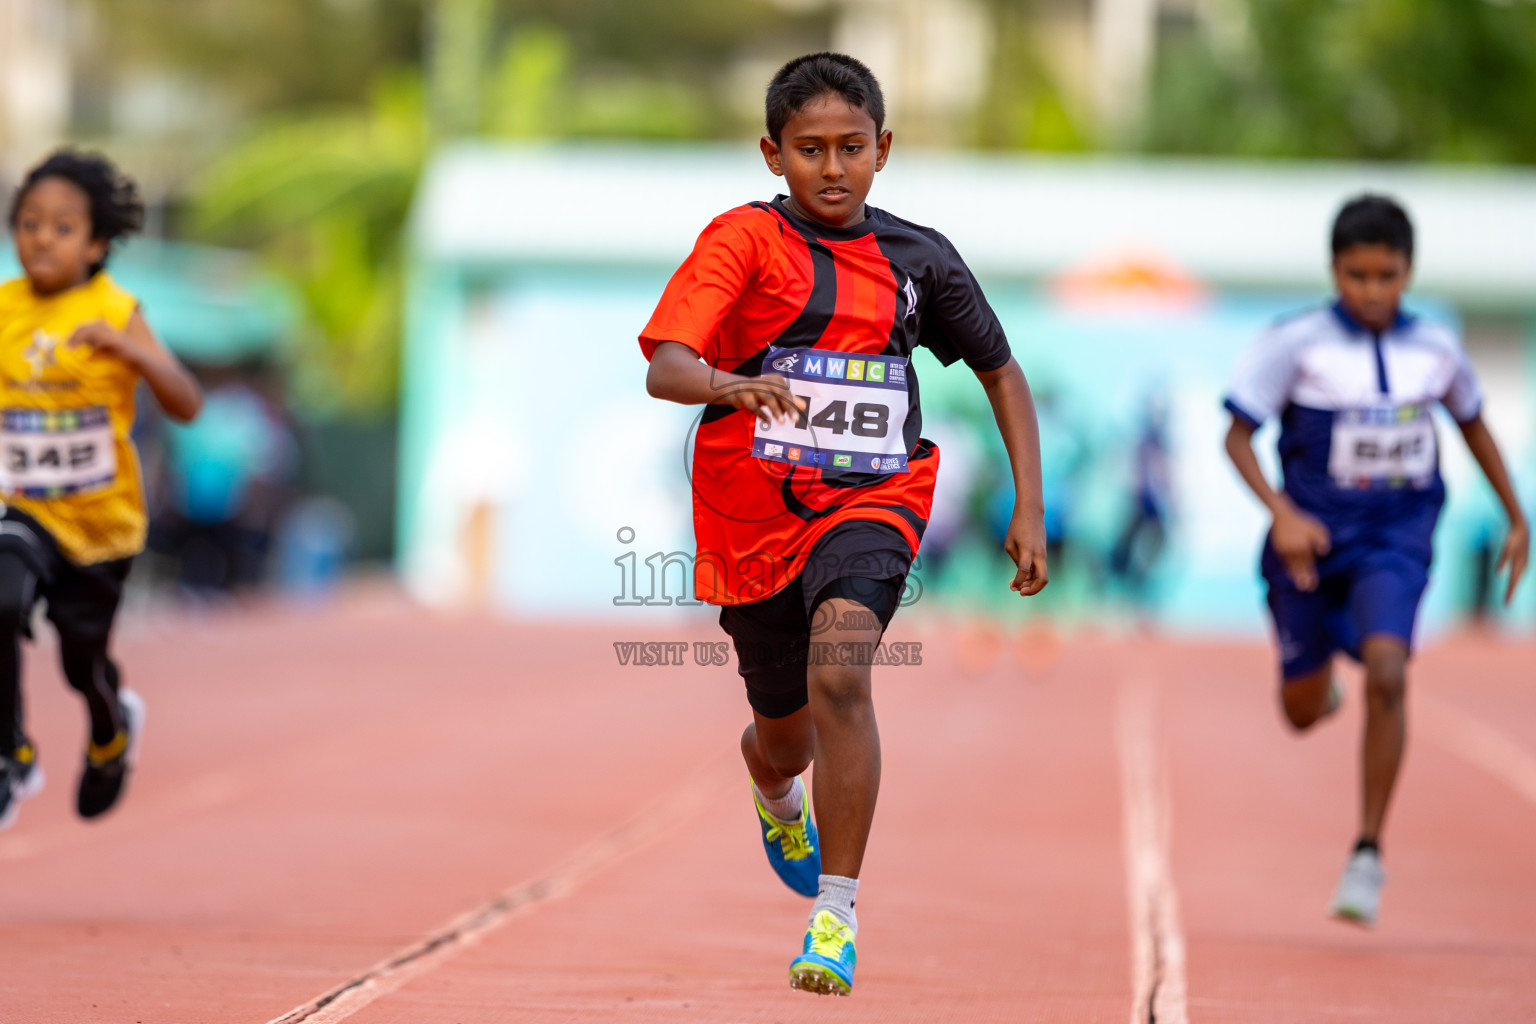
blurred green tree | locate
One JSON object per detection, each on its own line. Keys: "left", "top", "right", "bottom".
{"left": 1143, "top": 0, "right": 1536, "bottom": 163}
{"left": 975, "top": 0, "right": 1089, "bottom": 152}
{"left": 191, "top": 75, "right": 424, "bottom": 416}
{"left": 482, "top": 24, "right": 710, "bottom": 140}
{"left": 179, "top": 2, "right": 824, "bottom": 415}
{"left": 83, "top": 0, "right": 427, "bottom": 113}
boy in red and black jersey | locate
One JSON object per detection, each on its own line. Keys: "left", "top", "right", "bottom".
{"left": 641, "top": 53, "right": 1048, "bottom": 995}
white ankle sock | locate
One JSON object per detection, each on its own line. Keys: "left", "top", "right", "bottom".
{"left": 754, "top": 776, "right": 804, "bottom": 822}
{"left": 812, "top": 874, "right": 859, "bottom": 934}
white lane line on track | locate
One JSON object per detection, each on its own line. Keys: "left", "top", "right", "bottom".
{"left": 1418, "top": 693, "right": 1536, "bottom": 808}
{"left": 265, "top": 751, "right": 736, "bottom": 1024}
{"left": 1118, "top": 675, "right": 1189, "bottom": 1024}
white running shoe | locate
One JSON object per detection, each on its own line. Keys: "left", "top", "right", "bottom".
{"left": 12, "top": 740, "right": 44, "bottom": 802}
{"left": 120, "top": 688, "right": 145, "bottom": 767}
{"left": 0, "top": 737, "right": 43, "bottom": 831}
{"left": 0, "top": 761, "right": 18, "bottom": 832}
{"left": 14, "top": 760, "right": 44, "bottom": 802}
{"left": 1324, "top": 678, "right": 1344, "bottom": 717}
{"left": 77, "top": 688, "right": 144, "bottom": 820}
{"left": 1330, "top": 848, "right": 1385, "bottom": 927}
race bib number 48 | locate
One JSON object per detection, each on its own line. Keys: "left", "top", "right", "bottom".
{"left": 751, "top": 347, "right": 910, "bottom": 474}
{"left": 0, "top": 407, "right": 118, "bottom": 497}
{"left": 1328, "top": 403, "right": 1437, "bottom": 489}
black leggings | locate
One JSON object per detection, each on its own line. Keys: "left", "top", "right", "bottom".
{"left": 0, "top": 550, "right": 122, "bottom": 750}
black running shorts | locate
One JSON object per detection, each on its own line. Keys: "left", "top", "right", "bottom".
{"left": 718, "top": 520, "right": 912, "bottom": 719}
{"left": 0, "top": 506, "right": 132, "bottom": 643}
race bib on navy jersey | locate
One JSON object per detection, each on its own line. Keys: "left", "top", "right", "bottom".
{"left": 0, "top": 406, "right": 117, "bottom": 497}
{"left": 1327, "top": 403, "right": 1437, "bottom": 489}
{"left": 751, "top": 346, "right": 911, "bottom": 474}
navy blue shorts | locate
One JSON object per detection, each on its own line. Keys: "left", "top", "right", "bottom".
{"left": 1263, "top": 543, "right": 1429, "bottom": 681}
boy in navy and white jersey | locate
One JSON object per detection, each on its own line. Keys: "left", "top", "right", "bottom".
{"left": 1223, "top": 196, "right": 1528, "bottom": 927}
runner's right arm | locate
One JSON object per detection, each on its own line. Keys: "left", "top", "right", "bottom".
{"left": 69, "top": 309, "right": 203, "bottom": 422}
{"left": 642, "top": 213, "right": 805, "bottom": 428}
{"left": 1224, "top": 324, "right": 1332, "bottom": 592}
{"left": 1224, "top": 417, "right": 1331, "bottom": 592}
{"left": 646, "top": 341, "right": 805, "bottom": 427}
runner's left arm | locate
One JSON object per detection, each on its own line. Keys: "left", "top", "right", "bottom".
{"left": 918, "top": 231, "right": 1046, "bottom": 596}
{"left": 1457, "top": 415, "right": 1529, "bottom": 603}
{"left": 975, "top": 356, "right": 1048, "bottom": 597}
{"left": 69, "top": 310, "right": 203, "bottom": 422}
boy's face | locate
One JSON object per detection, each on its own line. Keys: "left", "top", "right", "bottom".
{"left": 761, "top": 93, "right": 891, "bottom": 229}
{"left": 13, "top": 177, "right": 106, "bottom": 295}
{"left": 1332, "top": 243, "right": 1410, "bottom": 332}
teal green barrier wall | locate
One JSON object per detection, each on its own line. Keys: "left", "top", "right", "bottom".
{"left": 0, "top": 241, "right": 294, "bottom": 362}
{"left": 398, "top": 261, "right": 1535, "bottom": 635}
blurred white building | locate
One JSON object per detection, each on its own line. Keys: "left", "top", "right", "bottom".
{"left": 0, "top": 0, "right": 73, "bottom": 180}
{"left": 830, "top": 0, "right": 992, "bottom": 144}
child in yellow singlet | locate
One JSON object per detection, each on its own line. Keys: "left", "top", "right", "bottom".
{"left": 0, "top": 151, "right": 203, "bottom": 830}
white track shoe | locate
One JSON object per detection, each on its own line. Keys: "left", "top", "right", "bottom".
{"left": 1329, "top": 848, "right": 1385, "bottom": 927}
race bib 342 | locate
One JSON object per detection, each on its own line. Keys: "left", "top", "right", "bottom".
{"left": 0, "top": 406, "right": 118, "bottom": 497}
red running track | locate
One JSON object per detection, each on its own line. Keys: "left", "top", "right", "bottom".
{"left": 0, "top": 592, "right": 1532, "bottom": 1023}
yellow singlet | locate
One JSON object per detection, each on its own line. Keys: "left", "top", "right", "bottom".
{"left": 0, "top": 272, "right": 147, "bottom": 565}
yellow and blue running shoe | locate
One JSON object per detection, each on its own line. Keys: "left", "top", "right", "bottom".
{"left": 753, "top": 779, "right": 820, "bottom": 897}
{"left": 789, "top": 910, "right": 856, "bottom": 996}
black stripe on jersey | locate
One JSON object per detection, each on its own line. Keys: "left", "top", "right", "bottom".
{"left": 700, "top": 401, "right": 736, "bottom": 426}
{"left": 778, "top": 467, "right": 931, "bottom": 543}
{"left": 867, "top": 226, "right": 927, "bottom": 456}
{"left": 768, "top": 208, "right": 916, "bottom": 492}
{"left": 884, "top": 268, "right": 917, "bottom": 356}
{"left": 871, "top": 502, "right": 928, "bottom": 540}
{"left": 868, "top": 224, "right": 927, "bottom": 360}
{"left": 781, "top": 467, "right": 850, "bottom": 522}
{"left": 760, "top": 203, "right": 838, "bottom": 352}
{"left": 706, "top": 203, "right": 839, "bottom": 427}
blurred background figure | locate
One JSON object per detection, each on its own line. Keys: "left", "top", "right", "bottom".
{"left": 1109, "top": 394, "right": 1171, "bottom": 611}
{"left": 148, "top": 366, "right": 298, "bottom": 597}
{"left": 917, "top": 413, "right": 982, "bottom": 586}
{"left": 984, "top": 386, "right": 1089, "bottom": 594}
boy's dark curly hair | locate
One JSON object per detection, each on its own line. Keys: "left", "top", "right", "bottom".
{"left": 765, "top": 52, "right": 885, "bottom": 144}
{"left": 1332, "top": 194, "right": 1413, "bottom": 262}
{"left": 9, "top": 149, "right": 145, "bottom": 277}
